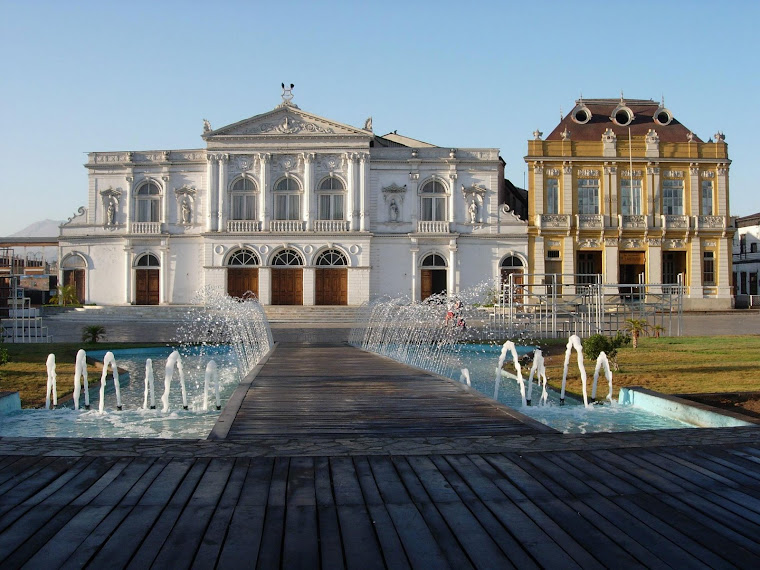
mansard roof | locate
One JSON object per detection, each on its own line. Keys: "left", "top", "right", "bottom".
{"left": 546, "top": 98, "right": 702, "bottom": 143}
{"left": 202, "top": 103, "right": 373, "bottom": 141}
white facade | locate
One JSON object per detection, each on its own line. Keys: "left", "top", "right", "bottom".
{"left": 59, "top": 94, "right": 527, "bottom": 305}
{"left": 733, "top": 213, "right": 760, "bottom": 305}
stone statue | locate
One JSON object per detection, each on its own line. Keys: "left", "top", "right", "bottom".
{"left": 389, "top": 198, "right": 399, "bottom": 222}
{"left": 468, "top": 199, "right": 478, "bottom": 224}
{"left": 203, "top": 119, "right": 212, "bottom": 133}
{"left": 364, "top": 117, "right": 373, "bottom": 131}
{"left": 181, "top": 200, "right": 192, "bottom": 224}
{"left": 106, "top": 201, "right": 115, "bottom": 225}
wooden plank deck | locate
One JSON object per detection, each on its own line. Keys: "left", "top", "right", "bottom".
{"left": 1, "top": 342, "right": 759, "bottom": 567}
{"left": 219, "top": 342, "right": 550, "bottom": 439}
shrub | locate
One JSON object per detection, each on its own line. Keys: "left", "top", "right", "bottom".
{"left": 81, "top": 325, "right": 106, "bottom": 343}
{"left": 583, "top": 334, "right": 616, "bottom": 362}
{"left": 0, "top": 347, "right": 8, "bottom": 366}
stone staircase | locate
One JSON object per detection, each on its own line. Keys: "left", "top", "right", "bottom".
{"left": 44, "top": 304, "right": 362, "bottom": 324}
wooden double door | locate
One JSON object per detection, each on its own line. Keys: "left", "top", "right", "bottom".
{"left": 135, "top": 269, "right": 159, "bottom": 305}
{"left": 315, "top": 268, "right": 347, "bottom": 305}
{"left": 63, "top": 269, "right": 85, "bottom": 304}
{"left": 227, "top": 268, "right": 259, "bottom": 300}
{"left": 421, "top": 269, "right": 447, "bottom": 300}
{"left": 271, "top": 268, "right": 303, "bottom": 305}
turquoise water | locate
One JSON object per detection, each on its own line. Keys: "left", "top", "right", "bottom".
{"left": 446, "top": 344, "right": 695, "bottom": 434}
{"left": 0, "top": 346, "right": 241, "bottom": 439}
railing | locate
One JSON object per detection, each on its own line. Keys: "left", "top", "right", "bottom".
{"left": 416, "top": 221, "right": 450, "bottom": 233}
{"left": 131, "top": 222, "right": 161, "bottom": 234}
{"left": 313, "top": 220, "right": 350, "bottom": 232}
{"left": 661, "top": 215, "right": 689, "bottom": 230}
{"left": 694, "top": 215, "right": 725, "bottom": 231}
{"left": 576, "top": 214, "right": 603, "bottom": 229}
{"left": 535, "top": 214, "right": 571, "bottom": 230}
{"left": 619, "top": 214, "right": 648, "bottom": 229}
{"left": 227, "top": 220, "right": 262, "bottom": 232}
{"left": 269, "top": 220, "right": 305, "bottom": 232}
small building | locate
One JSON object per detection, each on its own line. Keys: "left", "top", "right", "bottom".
{"left": 733, "top": 212, "right": 760, "bottom": 307}
{"left": 59, "top": 88, "right": 528, "bottom": 306}
{"left": 525, "top": 97, "right": 734, "bottom": 310}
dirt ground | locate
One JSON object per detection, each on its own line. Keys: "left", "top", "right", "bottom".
{"left": 679, "top": 392, "right": 760, "bottom": 420}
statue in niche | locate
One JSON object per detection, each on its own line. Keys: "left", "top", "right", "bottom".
{"left": 106, "top": 201, "right": 116, "bottom": 226}
{"left": 389, "top": 198, "right": 399, "bottom": 222}
{"left": 468, "top": 199, "right": 478, "bottom": 223}
{"left": 181, "top": 200, "right": 192, "bottom": 224}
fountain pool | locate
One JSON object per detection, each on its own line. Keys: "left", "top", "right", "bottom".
{"left": 0, "top": 346, "right": 241, "bottom": 439}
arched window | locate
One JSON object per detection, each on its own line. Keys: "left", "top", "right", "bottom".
{"left": 420, "top": 180, "right": 447, "bottom": 221}
{"left": 227, "top": 248, "right": 260, "bottom": 266}
{"left": 271, "top": 249, "right": 303, "bottom": 266}
{"left": 317, "top": 177, "right": 345, "bottom": 220}
{"left": 273, "top": 177, "right": 301, "bottom": 220}
{"left": 500, "top": 256, "right": 523, "bottom": 270}
{"left": 135, "top": 253, "right": 160, "bottom": 267}
{"left": 230, "top": 178, "right": 257, "bottom": 220}
{"left": 316, "top": 249, "right": 347, "bottom": 266}
{"left": 61, "top": 254, "right": 87, "bottom": 270}
{"left": 136, "top": 182, "right": 160, "bottom": 222}
{"left": 421, "top": 253, "right": 447, "bottom": 267}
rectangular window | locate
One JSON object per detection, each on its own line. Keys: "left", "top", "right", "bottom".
{"left": 701, "top": 180, "right": 713, "bottom": 216}
{"left": 577, "top": 178, "right": 599, "bottom": 214}
{"left": 620, "top": 178, "right": 642, "bottom": 215}
{"left": 421, "top": 197, "right": 445, "bottom": 221}
{"left": 662, "top": 179, "right": 684, "bottom": 215}
{"left": 275, "top": 195, "right": 300, "bottom": 220}
{"left": 137, "top": 199, "right": 159, "bottom": 222}
{"left": 232, "top": 195, "right": 256, "bottom": 220}
{"left": 319, "top": 195, "right": 344, "bottom": 220}
{"left": 546, "top": 178, "right": 559, "bottom": 214}
{"left": 703, "top": 251, "right": 715, "bottom": 286}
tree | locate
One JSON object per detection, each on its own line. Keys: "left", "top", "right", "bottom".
{"left": 81, "top": 325, "right": 106, "bottom": 343}
{"left": 652, "top": 324, "right": 665, "bottom": 338}
{"left": 624, "top": 318, "right": 649, "bottom": 349}
{"left": 50, "top": 284, "right": 79, "bottom": 307}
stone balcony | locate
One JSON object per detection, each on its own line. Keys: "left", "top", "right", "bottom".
{"left": 416, "top": 221, "right": 450, "bottom": 233}
{"left": 576, "top": 214, "right": 603, "bottom": 230}
{"left": 535, "top": 214, "right": 571, "bottom": 231}
{"left": 313, "top": 220, "right": 350, "bottom": 232}
{"left": 269, "top": 220, "right": 306, "bottom": 232}
{"left": 618, "top": 214, "right": 649, "bottom": 230}
{"left": 694, "top": 215, "right": 726, "bottom": 231}
{"left": 131, "top": 222, "right": 162, "bottom": 235}
{"left": 227, "top": 220, "right": 262, "bottom": 233}
{"left": 661, "top": 215, "right": 690, "bottom": 230}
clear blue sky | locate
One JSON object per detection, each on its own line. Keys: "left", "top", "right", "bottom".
{"left": 1, "top": 0, "right": 758, "bottom": 235}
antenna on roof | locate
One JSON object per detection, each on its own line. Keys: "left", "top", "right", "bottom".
{"left": 560, "top": 106, "right": 563, "bottom": 120}
{"left": 620, "top": 89, "right": 625, "bottom": 103}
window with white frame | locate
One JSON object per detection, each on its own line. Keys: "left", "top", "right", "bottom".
{"left": 703, "top": 251, "right": 715, "bottom": 285}
{"left": 273, "top": 178, "right": 301, "bottom": 220}
{"left": 230, "top": 178, "right": 257, "bottom": 220}
{"left": 136, "top": 182, "right": 160, "bottom": 222}
{"left": 420, "top": 180, "right": 447, "bottom": 221}
{"left": 546, "top": 178, "right": 559, "bottom": 214}
{"left": 317, "top": 177, "right": 345, "bottom": 220}
{"left": 701, "top": 180, "right": 713, "bottom": 216}
{"left": 577, "top": 178, "right": 599, "bottom": 215}
{"left": 620, "top": 178, "right": 642, "bottom": 215}
{"left": 662, "top": 179, "right": 684, "bottom": 215}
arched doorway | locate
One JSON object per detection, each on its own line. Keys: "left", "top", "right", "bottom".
{"left": 135, "top": 253, "right": 160, "bottom": 305}
{"left": 500, "top": 255, "right": 524, "bottom": 304}
{"left": 227, "top": 248, "right": 260, "bottom": 299}
{"left": 315, "top": 249, "right": 348, "bottom": 305}
{"left": 270, "top": 249, "right": 303, "bottom": 305}
{"left": 61, "top": 254, "right": 87, "bottom": 304}
{"left": 421, "top": 253, "right": 447, "bottom": 300}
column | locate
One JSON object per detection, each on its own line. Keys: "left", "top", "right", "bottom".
{"left": 303, "top": 267, "right": 315, "bottom": 305}
{"left": 448, "top": 174, "right": 456, "bottom": 225}
{"left": 603, "top": 241, "right": 619, "bottom": 285}
{"left": 206, "top": 156, "right": 217, "bottom": 232}
{"left": 410, "top": 241, "right": 419, "bottom": 302}
{"left": 159, "top": 246, "right": 167, "bottom": 304}
{"left": 259, "top": 267, "right": 271, "bottom": 305}
{"left": 718, "top": 236, "right": 731, "bottom": 298}
{"left": 716, "top": 165, "right": 728, "bottom": 216}
{"left": 448, "top": 240, "right": 457, "bottom": 296}
{"left": 124, "top": 246, "right": 132, "bottom": 304}
{"left": 562, "top": 236, "right": 575, "bottom": 296}
{"left": 651, "top": 166, "right": 661, "bottom": 224}
{"left": 360, "top": 153, "right": 369, "bottom": 231}
{"left": 125, "top": 175, "right": 133, "bottom": 230}
{"left": 648, "top": 240, "right": 663, "bottom": 294}
{"left": 303, "top": 153, "right": 315, "bottom": 231}
{"left": 346, "top": 153, "right": 356, "bottom": 231}
{"left": 689, "top": 165, "right": 699, "bottom": 217}
{"left": 161, "top": 174, "right": 170, "bottom": 227}
{"left": 689, "top": 239, "right": 703, "bottom": 297}
{"left": 608, "top": 166, "right": 618, "bottom": 227}
{"left": 260, "top": 153, "right": 270, "bottom": 229}
{"left": 562, "top": 164, "right": 573, "bottom": 215}
{"left": 533, "top": 165, "right": 544, "bottom": 219}
{"left": 218, "top": 154, "right": 228, "bottom": 232}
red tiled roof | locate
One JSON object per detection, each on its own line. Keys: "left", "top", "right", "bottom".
{"left": 545, "top": 99, "right": 702, "bottom": 143}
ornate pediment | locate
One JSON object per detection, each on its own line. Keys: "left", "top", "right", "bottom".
{"left": 204, "top": 107, "right": 371, "bottom": 140}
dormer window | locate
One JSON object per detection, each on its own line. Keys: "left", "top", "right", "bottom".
{"left": 610, "top": 104, "right": 634, "bottom": 126}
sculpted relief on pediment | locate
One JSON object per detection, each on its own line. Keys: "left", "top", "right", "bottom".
{"left": 208, "top": 109, "right": 367, "bottom": 139}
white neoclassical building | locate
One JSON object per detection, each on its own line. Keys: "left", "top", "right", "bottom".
{"left": 59, "top": 89, "right": 527, "bottom": 306}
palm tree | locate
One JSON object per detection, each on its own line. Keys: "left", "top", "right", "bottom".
{"left": 50, "top": 284, "right": 79, "bottom": 306}
{"left": 624, "top": 318, "right": 649, "bottom": 349}
{"left": 81, "top": 325, "right": 106, "bottom": 343}
{"left": 652, "top": 324, "right": 665, "bottom": 338}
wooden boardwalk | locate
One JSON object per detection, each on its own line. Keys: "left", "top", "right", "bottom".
{"left": 0, "top": 342, "right": 759, "bottom": 568}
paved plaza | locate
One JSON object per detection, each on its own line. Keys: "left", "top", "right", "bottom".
{"left": 0, "top": 311, "right": 759, "bottom": 568}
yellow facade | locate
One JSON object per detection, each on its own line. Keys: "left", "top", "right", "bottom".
{"left": 525, "top": 99, "right": 733, "bottom": 309}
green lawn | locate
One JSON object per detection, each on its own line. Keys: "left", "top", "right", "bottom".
{"left": 0, "top": 342, "right": 166, "bottom": 408}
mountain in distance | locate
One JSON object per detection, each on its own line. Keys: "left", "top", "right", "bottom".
{"left": 10, "top": 219, "right": 64, "bottom": 238}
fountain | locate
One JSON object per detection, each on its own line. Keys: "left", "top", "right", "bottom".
{"left": 592, "top": 351, "right": 613, "bottom": 404}
{"left": 204, "top": 360, "right": 221, "bottom": 411}
{"left": 98, "top": 351, "right": 122, "bottom": 412}
{"left": 161, "top": 350, "right": 187, "bottom": 412}
{"left": 143, "top": 358, "right": 156, "bottom": 410}
{"left": 459, "top": 368, "right": 471, "bottom": 387}
{"left": 72, "top": 349, "right": 90, "bottom": 410}
{"left": 45, "top": 354, "right": 57, "bottom": 409}
{"left": 526, "top": 348, "right": 548, "bottom": 406}
{"left": 494, "top": 341, "right": 527, "bottom": 406}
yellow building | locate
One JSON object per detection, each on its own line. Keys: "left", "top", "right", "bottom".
{"left": 526, "top": 97, "right": 733, "bottom": 310}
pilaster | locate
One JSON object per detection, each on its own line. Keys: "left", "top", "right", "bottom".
{"left": 717, "top": 164, "right": 729, "bottom": 216}
{"left": 218, "top": 154, "right": 228, "bottom": 231}
{"left": 206, "top": 156, "right": 217, "bottom": 232}
{"left": 124, "top": 246, "right": 132, "bottom": 304}
{"left": 260, "top": 153, "right": 270, "bottom": 228}
{"left": 125, "top": 175, "right": 133, "bottom": 229}
{"left": 689, "top": 239, "right": 703, "bottom": 297}
{"left": 303, "top": 267, "right": 315, "bottom": 305}
{"left": 448, "top": 239, "right": 457, "bottom": 296}
{"left": 303, "top": 153, "right": 315, "bottom": 231}
{"left": 410, "top": 240, "right": 419, "bottom": 302}
{"left": 360, "top": 153, "right": 369, "bottom": 231}
{"left": 689, "top": 164, "right": 699, "bottom": 216}
{"left": 346, "top": 153, "right": 356, "bottom": 231}
{"left": 647, "top": 239, "right": 662, "bottom": 294}
{"left": 562, "top": 164, "right": 573, "bottom": 215}
{"left": 161, "top": 174, "right": 170, "bottom": 225}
